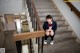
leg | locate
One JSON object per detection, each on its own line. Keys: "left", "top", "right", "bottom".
{"left": 50, "top": 30, "right": 54, "bottom": 41}
{"left": 45, "top": 30, "right": 50, "bottom": 40}
{"left": 44, "top": 30, "right": 50, "bottom": 44}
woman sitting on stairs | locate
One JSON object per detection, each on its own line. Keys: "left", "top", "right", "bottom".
{"left": 43, "top": 15, "right": 57, "bottom": 45}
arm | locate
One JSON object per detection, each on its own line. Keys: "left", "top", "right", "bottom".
{"left": 43, "top": 22, "right": 46, "bottom": 31}
{"left": 52, "top": 21, "right": 57, "bottom": 31}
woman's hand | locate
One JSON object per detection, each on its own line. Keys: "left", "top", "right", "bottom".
{"left": 49, "top": 27, "right": 52, "bottom": 30}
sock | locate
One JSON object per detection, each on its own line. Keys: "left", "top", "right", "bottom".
{"left": 50, "top": 35, "right": 54, "bottom": 41}
{"left": 45, "top": 35, "right": 49, "bottom": 40}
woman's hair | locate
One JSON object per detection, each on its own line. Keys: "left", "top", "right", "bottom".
{"left": 46, "top": 15, "right": 53, "bottom": 21}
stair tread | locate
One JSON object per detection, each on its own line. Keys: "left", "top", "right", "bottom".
{"left": 37, "top": 10, "right": 58, "bottom": 13}
{"left": 36, "top": 8, "right": 57, "bottom": 11}
{"left": 35, "top": 6, "right": 56, "bottom": 9}
{"left": 41, "top": 23, "right": 68, "bottom": 27}
{"left": 40, "top": 19, "right": 65, "bottom": 22}
{"left": 35, "top": 1, "right": 53, "bottom": 5}
{"left": 56, "top": 30, "right": 72, "bottom": 34}
{"left": 54, "top": 34, "right": 76, "bottom": 43}
{"left": 43, "top": 39, "right": 80, "bottom": 53}
{"left": 34, "top": 0, "right": 79, "bottom": 53}
{"left": 39, "top": 15, "right": 61, "bottom": 17}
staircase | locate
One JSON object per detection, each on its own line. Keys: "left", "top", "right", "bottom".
{"left": 34, "top": 0, "right": 80, "bottom": 53}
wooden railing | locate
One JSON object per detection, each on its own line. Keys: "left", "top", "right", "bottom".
{"left": 14, "top": 0, "right": 44, "bottom": 53}
{"left": 64, "top": 0, "right": 80, "bottom": 18}
{"left": 30, "top": 0, "right": 44, "bottom": 53}
{"left": 14, "top": 30, "right": 45, "bottom": 41}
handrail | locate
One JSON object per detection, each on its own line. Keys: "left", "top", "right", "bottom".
{"left": 14, "top": 30, "right": 45, "bottom": 41}
{"left": 26, "top": 0, "right": 44, "bottom": 53}
{"left": 64, "top": 0, "right": 80, "bottom": 18}
{"left": 14, "top": 0, "right": 43, "bottom": 41}
{"left": 31, "top": 0, "right": 42, "bottom": 30}
{"left": 14, "top": 0, "right": 44, "bottom": 53}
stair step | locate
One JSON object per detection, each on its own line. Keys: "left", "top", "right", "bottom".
{"left": 41, "top": 19, "right": 65, "bottom": 23}
{"left": 41, "top": 20, "right": 65, "bottom": 26}
{"left": 34, "top": 0, "right": 51, "bottom": 2}
{"left": 41, "top": 23, "right": 69, "bottom": 29}
{"left": 38, "top": 14, "right": 61, "bottom": 18}
{"left": 43, "top": 40, "right": 80, "bottom": 53}
{"left": 57, "top": 26, "right": 68, "bottom": 31}
{"left": 57, "top": 24, "right": 69, "bottom": 27}
{"left": 35, "top": 2, "right": 54, "bottom": 6}
{"left": 39, "top": 16, "right": 63, "bottom": 21}
{"left": 37, "top": 10, "right": 58, "bottom": 13}
{"left": 43, "top": 34, "right": 76, "bottom": 44}
{"left": 36, "top": 8, "right": 57, "bottom": 12}
{"left": 39, "top": 16, "right": 65, "bottom": 21}
{"left": 38, "top": 12, "right": 59, "bottom": 16}
{"left": 41, "top": 25, "right": 69, "bottom": 33}
{"left": 35, "top": 5, "right": 56, "bottom": 9}
{"left": 56, "top": 30, "right": 73, "bottom": 34}
{"left": 54, "top": 34, "right": 76, "bottom": 43}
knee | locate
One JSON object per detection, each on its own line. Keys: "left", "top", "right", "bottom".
{"left": 45, "top": 31, "right": 49, "bottom": 36}
{"left": 50, "top": 30, "right": 54, "bottom": 36}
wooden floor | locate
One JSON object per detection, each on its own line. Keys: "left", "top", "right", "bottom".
{"left": 0, "top": 31, "right": 17, "bottom": 53}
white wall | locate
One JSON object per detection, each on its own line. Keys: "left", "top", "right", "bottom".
{"left": 0, "top": 0, "right": 26, "bottom": 14}
{"left": 71, "top": 2, "right": 80, "bottom": 12}
{"left": 53, "top": 0, "right": 80, "bottom": 39}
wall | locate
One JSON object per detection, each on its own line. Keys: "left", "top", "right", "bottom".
{"left": 71, "top": 2, "right": 80, "bottom": 11}
{"left": 53, "top": 0, "right": 80, "bottom": 39}
{"left": 0, "top": 0, "right": 26, "bottom": 14}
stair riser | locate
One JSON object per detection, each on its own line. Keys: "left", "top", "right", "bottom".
{"left": 40, "top": 16, "right": 63, "bottom": 21}
{"left": 41, "top": 24, "right": 68, "bottom": 31}
{"left": 54, "top": 37, "right": 76, "bottom": 43}
{"left": 41, "top": 21, "right": 65, "bottom": 28}
{"left": 35, "top": 6, "right": 56, "bottom": 9}
{"left": 37, "top": 10, "right": 57, "bottom": 13}
{"left": 57, "top": 26, "right": 68, "bottom": 31}
{"left": 36, "top": 8, "right": 57, "bottom": 12}
{"left": 38, "top": 14, "right": 62, "bottom": 17}
{"left": 55, "top": 33, "right": 72, "bottom": 38}
{"left": 56, "top": 31, "right": 72, "bottom": 35}
{"left": 35, "top": 3, "right": 54, "bottom": 7}
{"left": 38, "top": 12, "right": 59, "bottom": 16}
{"left": 35, "top": 0, "right": 51, "bottom": 3}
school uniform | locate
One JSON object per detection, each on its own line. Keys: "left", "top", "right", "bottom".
{"left": 43, "top": 21, "right": 57, "bottom": 41}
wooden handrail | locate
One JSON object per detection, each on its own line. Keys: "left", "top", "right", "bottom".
{"left": 14, "top": 30, "right": 45, "bottom": 41}
{"left": 64, "top": 0, "right": 80, "bottom": 18}
{"left": 31, "top": 0, "right": 42, "bottom": 30}
{"left": 14, "top": 0, "right": 44, "bottom": 41}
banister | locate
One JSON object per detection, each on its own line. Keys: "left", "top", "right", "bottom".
{"left": 27, "top": 0, "right": 44, "bottom": 53}
{"left": 64, "top": 0, "right": 80, "bottom": 18}
{"left": 31, "top": 0, "right": 42, "bottom": 30}
{"left": 14, "top": 0, "right": 44, "bottom": 53}
{"left": 14, "top": 30, "right": 45, "bottom": 41}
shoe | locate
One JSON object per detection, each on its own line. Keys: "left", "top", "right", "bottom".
{"left": 50, "top": 41, "right": 54, "bottom": 45}
{"left": 44, "top": 40, "right": 47, "bottom": 44}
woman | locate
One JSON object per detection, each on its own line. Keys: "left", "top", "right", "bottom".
{"left": 43, "top": 15, "right": 57, "bottom": 45}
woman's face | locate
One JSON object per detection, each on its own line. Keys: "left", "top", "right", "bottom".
{"left": 46, "top": 18, "right": 52, "bottom": 23}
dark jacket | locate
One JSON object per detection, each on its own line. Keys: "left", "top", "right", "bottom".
{"left": 43, "top": 21, "right": 57, "bottom": 32}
